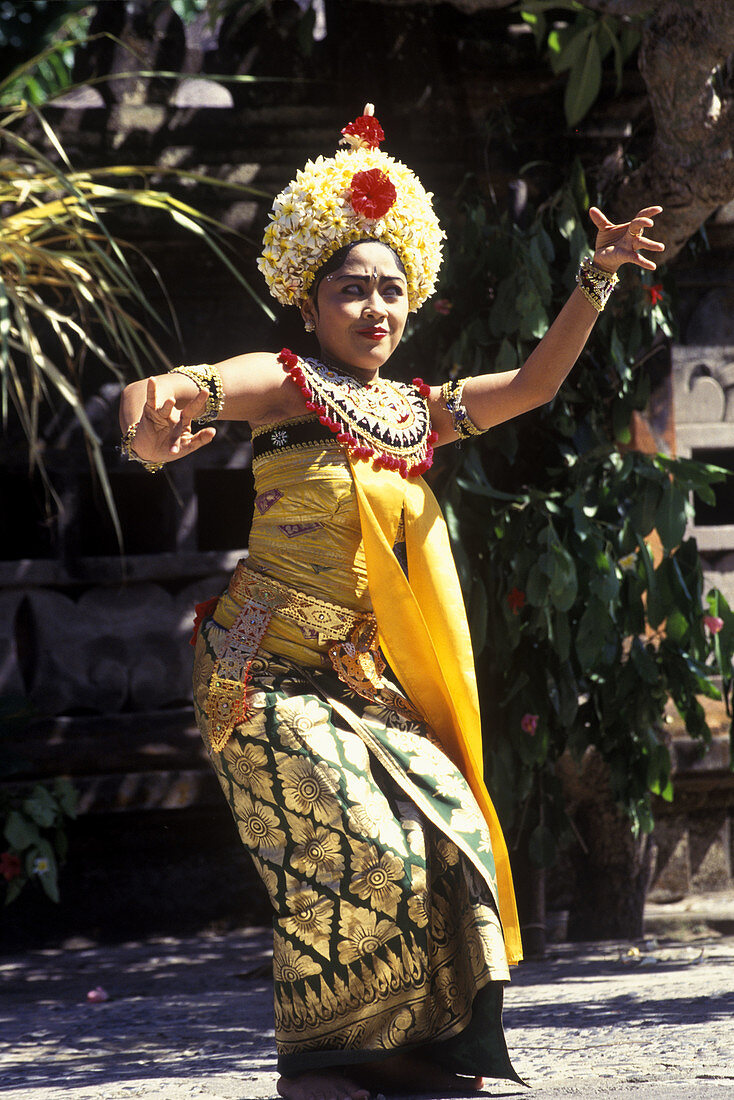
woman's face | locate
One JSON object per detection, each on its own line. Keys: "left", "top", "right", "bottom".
{"left": 301, "top": 241, "right": 409, "bottom": 378}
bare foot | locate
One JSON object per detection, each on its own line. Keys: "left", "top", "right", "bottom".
{"left": 277, "top": 1058, "right": 485, "bottom": 1099}
{"left": 277, "top": 1070, "right": 372, "bottom": 1100}
{"left": 360, "top": 1053, "right": 485, "bottom": 1094}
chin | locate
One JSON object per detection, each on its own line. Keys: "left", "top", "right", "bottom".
{"left": 357, "top": 341, "right": 395, "bottom": 366}
{"left": 325, "top": 347, "right": 389, "bottom": 373}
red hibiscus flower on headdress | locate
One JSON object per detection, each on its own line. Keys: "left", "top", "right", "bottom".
{"left": 350, "top": 168, "right": 396, "bottom": 219}
{"left": 341, "top": 114, "right": 385, "bottom": 150}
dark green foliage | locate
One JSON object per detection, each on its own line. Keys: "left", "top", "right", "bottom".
{"left": 520, "top": 1, "right": 642, "bottom": 126}
{"left": 0, "top": 695, "right": 78, "bottom": 905}
{"left": 0, "top": 0, "right": 91, "bottom": 104}
{"left": 404, "top": 168, "right": 734, "bottom": 864}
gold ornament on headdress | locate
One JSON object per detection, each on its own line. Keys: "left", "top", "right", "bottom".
{"left": 257, "top": 104, "right": 445, "bottom": 313}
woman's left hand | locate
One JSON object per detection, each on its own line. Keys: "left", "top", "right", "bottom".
{"left": 588, "top": 205, "right": 665, "bottom": 274}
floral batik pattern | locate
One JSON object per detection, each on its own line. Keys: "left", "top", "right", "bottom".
{"left": 193, "top": 619, "right": 518, "bottom": 1082}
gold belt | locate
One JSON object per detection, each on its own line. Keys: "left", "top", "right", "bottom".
{"left": 207, "top": 561, "right": 376, "bottom": 751}
{"left": 225, "top": 560, "right": 370, "bottom": 642}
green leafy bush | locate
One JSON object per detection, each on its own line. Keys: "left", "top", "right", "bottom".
{"left": 520, "top": 0, "right": 642, "bottom": 126}
{"left": 1, "top": 696, "right": 78, "bottom": 905}
{"left": 404, "top": 168, "right": 734, "bottom": 864}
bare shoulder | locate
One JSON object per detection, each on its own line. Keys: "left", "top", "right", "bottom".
{"left": 214, "top": 350, "right": 306, "bottom": 423}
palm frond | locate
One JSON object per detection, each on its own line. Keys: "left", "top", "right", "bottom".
{"left": 0, "top": 95, "right": 272, "bottom": 552}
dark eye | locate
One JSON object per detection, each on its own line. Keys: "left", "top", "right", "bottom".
{"left": 341, "top": 283, "right": 363, "bottom": 295}
{"left": 383, "top": 284, "right": 404, "bottom": 299}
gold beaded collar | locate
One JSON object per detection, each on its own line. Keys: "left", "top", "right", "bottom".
{"left": 278, "top": 348, "right": 436, "bottom": 478}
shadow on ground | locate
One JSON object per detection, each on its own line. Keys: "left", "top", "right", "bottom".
{"left": 1, "top": 930, "right": 277, "bottom": 1092}
{"left": 2, "top": 931, "right": 733, "bottom": 1098}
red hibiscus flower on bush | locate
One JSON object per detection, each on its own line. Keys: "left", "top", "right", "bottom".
{"left": 521, "top": 713, "right": 539, "bottom": 736}
{"left": 646, "top": 283, "right": 664, "bottom": 306}
{"left": 506, "top": 587, "right": 526, "bottom": 614}
{"left": 1, "top": 851, "right": 21, "bottom": 881}
{"left": 341, "top": 114, "right": 385, "bottom": 150}
{"left": 350, "top": 169, "right": 396, "bottom": 219}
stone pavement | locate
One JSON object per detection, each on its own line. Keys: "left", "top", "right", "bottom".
{"left": 1, "top": 902, "right": 733, "bottom": 1100}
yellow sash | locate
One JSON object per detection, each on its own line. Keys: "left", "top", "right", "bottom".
{"left": 350, "top": 458, "right": 523, "bottom": 965}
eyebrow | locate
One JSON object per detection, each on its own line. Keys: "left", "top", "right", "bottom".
{"left": 334, "top": 271, "right": 406, "bottom": 282}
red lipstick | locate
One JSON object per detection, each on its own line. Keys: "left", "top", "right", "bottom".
{"left": 358, "top": 327, "right": 388, "bottom": 341}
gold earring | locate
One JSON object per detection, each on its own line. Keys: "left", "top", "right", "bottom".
{"left": 304, "top": 319, "right": 315, "bottom": 333}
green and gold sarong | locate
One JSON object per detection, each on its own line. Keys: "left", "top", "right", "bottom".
{"left": 192, "top": 423, "right": 521, "bottom": 1081}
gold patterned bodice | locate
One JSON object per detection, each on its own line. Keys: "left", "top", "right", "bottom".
{"left": 225, "top": 415, "right": 371, "bottom": 666}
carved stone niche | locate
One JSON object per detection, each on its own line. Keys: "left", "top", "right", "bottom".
{"left": 672, "top": 346, "right": 734, "bottom": 571}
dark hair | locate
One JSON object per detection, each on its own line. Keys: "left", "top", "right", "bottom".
{"left": 309, "top": 238, "right": 406, "bottom": 302}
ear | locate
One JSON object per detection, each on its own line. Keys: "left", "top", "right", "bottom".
{"left": 301, "top": 300, "right": 317, "bottom": 327}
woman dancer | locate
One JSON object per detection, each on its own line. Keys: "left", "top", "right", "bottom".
{"left": 119, "top": 108, "right": 663, "bottom": 1100}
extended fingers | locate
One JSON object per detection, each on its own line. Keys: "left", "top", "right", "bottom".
{"left": 628, "top": 217, "right": 653, "bottom": 237}
{"left": 628, "top": 206, "right": 664, "bottom": 241}
{"left": 592, "top": 205, "right": 664, "bottom": 241}
{"left": 629, "top": 209, "right": 665, "bottom": 270}
{"left": 627, "top": 205, "right": 663, "bottom": 234}
{"left": 144, "top": 377, "right": 177, "bottom": 422}
{"left": 170, "top": 390, "right": 209, "bottom": 453}
{"left": 631, "top": 235, "right": 665, "bottom": 254}
{"left": 628, "top": 219, "right": 663, "bottom": 245}
{"left": 588, "top": 205, "right": 612, "bottom": 229}
{"left": 145, "top": 375, "right": 158, "bottom": 410}
{"left": 590, "top": 202, "right": 665, "bottom": 275}
{"left": 174, "top": 425, "right": 216, "bottom": 455}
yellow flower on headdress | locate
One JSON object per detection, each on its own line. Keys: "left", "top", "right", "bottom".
{"left": 258, "top": 107, "right": 444, "bottom": 313}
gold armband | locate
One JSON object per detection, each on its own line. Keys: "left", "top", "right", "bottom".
{"left": 169, "top": 363, "right": 224, "bottom": 423}
{"left": 576, "top": 256, "right": 618, "bottom": 313}
{"left": 441, "top": 379, "right": 486, "bottom": 439}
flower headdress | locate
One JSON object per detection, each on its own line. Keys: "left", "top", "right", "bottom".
{"left": 258, "top": 105, "right": 444, "bottom": 313}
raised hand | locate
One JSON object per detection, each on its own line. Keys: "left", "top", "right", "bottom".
{"left": 588, "top": 205, "right": 665, "bottom": 274}
{"left": 129, "top": 377, "right": 217, "bottom": 465}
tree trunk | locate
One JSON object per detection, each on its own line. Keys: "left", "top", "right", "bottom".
{"left": 557, "top": 748, "right": 653, "bottom": 941}
{"left": 609, "top": 0, "right": 734, "bottom": 263}
{"left": 369, "top": 0, "right": 734, "bottom": 264}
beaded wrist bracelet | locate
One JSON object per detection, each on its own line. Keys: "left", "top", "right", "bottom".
{"left": 120, "top": 423, "right": 164, "bottom": 473}
{"left": 169, "top": 363, "right": 224, "bottom": 423}
{"left": 576, "top": 255, "right": 618, "bottom": 312}
{"left": 441, "top": 379, "right": 486, "bottom": 439}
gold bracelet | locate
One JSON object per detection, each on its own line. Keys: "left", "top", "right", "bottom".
{"left": 120, "top": 423, "right": 164, "bottom": 473}
{"left": 576, "top": 255, "right": 618, "bottom": 313}
{"left": 441, "top": 379, "right": 486, "bottom": 439}
{"left": 169, "top": 364, "right": 224, "bottom": 423}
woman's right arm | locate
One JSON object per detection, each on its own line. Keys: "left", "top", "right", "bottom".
{"left": 118, "top": 351, "right": 304, "bottom": 467}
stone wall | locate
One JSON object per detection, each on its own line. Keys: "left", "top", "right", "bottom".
{"left": 673, "top": 344, "right": 734, "bottom": 597}
{"left": 650, "top": 734, "right": 734, "bottom": 902}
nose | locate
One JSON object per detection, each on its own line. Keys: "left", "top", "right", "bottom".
{"left": 362, "top": 289, "right": 386, "bottom": 318}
